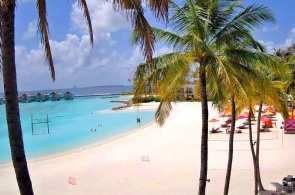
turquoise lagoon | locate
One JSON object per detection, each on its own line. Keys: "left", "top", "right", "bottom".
{"left": 0, "top": 97, "right": 155, "bottom": 164}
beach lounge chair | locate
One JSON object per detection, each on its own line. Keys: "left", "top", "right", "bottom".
{"left": 210, "top": 127, "right": 221, "bottom": 133}
{"left": 221, "top": 124, "right": 230, "bottom": 128}
{"left": 237, "top": 125, "right": 248, "bottom": 129}
{"left": 226, "top": 129, "right": 242, "bottom": 134}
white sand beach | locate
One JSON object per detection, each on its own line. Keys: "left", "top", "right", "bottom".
{"left": 0, "top": 102, "right": 295, "bottom": 194}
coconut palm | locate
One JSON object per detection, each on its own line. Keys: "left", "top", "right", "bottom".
{"left": 240, "top": 65, "right": 288, "bottom": 194}
{"left": 274, "top": 46, "right": 295, "bottom": 94}
{"left": 132, "top": 0, "right": 276, "bottom": 194}
{"left": 207, "top": 51, "right": 287, "bottom": 194}
{"left": 1, "top": 0, "right": 169, "bottom": 193}
{"left": 1, "top": 1, "right": 93, "bottom": 194}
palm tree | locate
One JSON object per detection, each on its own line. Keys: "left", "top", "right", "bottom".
{"left": 207, "top": 51, "right": 284, "bottom": 194}
{"left": 132, "top": 0, "right": 276, "bottom": 194}
{"left": 1, "top": 0, "right": 169, "bottom": 194}
{"left": 274, "top": 46, "right": 295, "bottom": 98}
{"left": 1, "top": 1, "right": 93, "bottom": 194}
{"left": 2, "top": 2, "right": 34, "bottom": 194}
{"left": 241, "top": 66, "right": 288, "bottom": 194}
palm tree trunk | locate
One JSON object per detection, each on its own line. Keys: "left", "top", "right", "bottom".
{"left": 248, "top": 109, "right": 258, "bottom": 195}
{"left": 1, "top": 2, "right": 34, "bottom": 195}
{"left": 256, "top": 102, "right": 265, "bottom": 191}
{"left": 223, "top": 95, "right": 236, "bottom": 195}
{"left": 198, "top": 62, "right": 209, "bottom": 195}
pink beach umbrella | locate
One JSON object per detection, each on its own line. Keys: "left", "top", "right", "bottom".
{"left": 237, "top": 115, "right": 247, "bottom": 120}
{"left": 209, "top": 118, "right": 220, "bottom": 128}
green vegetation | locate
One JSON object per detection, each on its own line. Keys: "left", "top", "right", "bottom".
{"left": 139, "top": 96, "right": 161, "bottom": 102}
{"left": 132, "top": 0, "right": 291, "bottom": 194}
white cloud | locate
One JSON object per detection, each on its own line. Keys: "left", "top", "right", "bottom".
{"left": 22, "top": 20, "right": 37, "bottom": 40}
{"left": 259, "top": 40, "right": 276, "bottom": 54}
{"left": 70, "top": 0, "right": 130, "bottom": 35}
{"left": 13, "top": 33, "right": 140, "bottom": 91}
{"left": 285, "top": 27, "right": 295, "bottom": 47}
{"left": 259, "top": 27, "right": 295, "bottom": 54}
{"left": 154, "top": 47, "right": 173, "bottom": 57}
{"left": 0, "top": 1, "right": 162, "bottom": 91}
{"left": 11, "top": 0, "right": 134, "bottom": 91}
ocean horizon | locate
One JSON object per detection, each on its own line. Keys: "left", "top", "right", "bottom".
{"left": 0, "top": 85, "right": 133, "bottom": 98}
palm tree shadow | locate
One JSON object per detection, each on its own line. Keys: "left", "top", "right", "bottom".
{"left": 269, "top": 182, "right": 294, "bottom": 193}
{"left": 270, "top": 182, "right": 283, "bottom": 190}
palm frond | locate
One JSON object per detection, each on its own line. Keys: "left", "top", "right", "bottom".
{"left": 77, "top": 0, "right": 93, "bottom": 45}
{"left": 215, "top": 4, "right": 275, "bottom": 43}
{"left": 130, "top": 9, "right": 154, "bottom": 62}
{"left": 112, "top": 0, "right": 168, "bottom": 62}
{"left": 146, "top": 0, "right": 169, "bottom": 22}
{"left": 37, "top": 0, "right": 55, "bottom": 81}
{"left": 155, "top": 101, "right": 173, "bottom": 126}
{"left": 152, "top": 27, "right": 195, "bottom": 51}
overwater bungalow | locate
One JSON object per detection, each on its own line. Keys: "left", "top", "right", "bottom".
{"left": 18, "top": 94, "right": 22, "bottom": 102}
{"left": 20, "top": 94, "right": 33, "bottom": 103}
{"left": 36, "top": 92, "right": 50, "bottom": 102}
{"left": 29, "top": 93, "right": 36, "bottom": 102}
{"left": 64, "top": 91, "right": 74, "bottom": 100}
{"left": 50, "top": 92, "right": 62, "bottom": 101}
{"left": 36, "top": 93, "right": 44, "bottom": 102}
{"left": 43, "top": 93, "right": 50, "bottom": 101}
{"left": 0, "top": 97, "right": 3, "bottom": 105}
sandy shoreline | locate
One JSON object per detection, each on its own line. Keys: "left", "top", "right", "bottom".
{"left": 1, "top": 102, "right": 295, "bottom": 194}
{"left": 0, "top": 102, "right": 159, "bottom": 168}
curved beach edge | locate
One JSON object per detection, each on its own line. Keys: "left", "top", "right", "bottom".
{"left": 0, "top": 102, "right": 293, "bottom": 195}
{"left": 0, "top": 102, "right": 160, "bottom": 168}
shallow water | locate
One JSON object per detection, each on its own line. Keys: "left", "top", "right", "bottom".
{"left": 0, "top": 97, "right": 155, "bottom": 164}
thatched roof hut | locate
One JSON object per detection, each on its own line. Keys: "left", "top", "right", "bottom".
{"left": 64, "top": 91, "right": 74, "bottom": 100}
{"left": 50, "top": 92, "right": 62, "bottom": 101}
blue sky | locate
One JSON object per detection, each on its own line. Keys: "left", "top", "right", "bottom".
{"left": 1, "top": 0, "right": 295, "bottom": 92}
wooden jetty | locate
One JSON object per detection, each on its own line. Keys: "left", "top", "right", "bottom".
{"left": 74, "top": 93, "right": 121, "bottom": 99}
